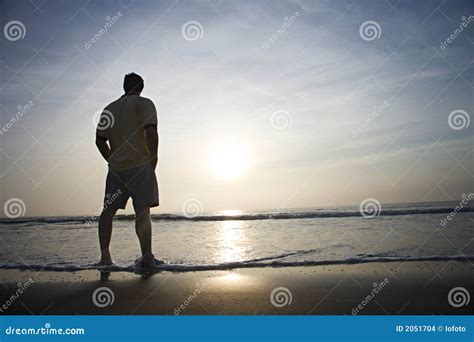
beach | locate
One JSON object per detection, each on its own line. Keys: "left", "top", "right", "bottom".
{"left": 1, "top": 1, "right": 473, "bottom": 340}
{"left": 1, "top": 204, "right": 472, "bottom": 315}
{"left": 1, "top": 261, "right": 472, "bottom": 315}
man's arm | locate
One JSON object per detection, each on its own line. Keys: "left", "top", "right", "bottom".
{"left": 96, "top": 136, "right": 111, "bottom": 162}
{"left": 145, "top": 125, "right": 158, "bottom": 168}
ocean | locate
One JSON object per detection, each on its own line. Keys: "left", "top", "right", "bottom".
{"left": 1, "top": 201, "right": 473, "bottom": 272}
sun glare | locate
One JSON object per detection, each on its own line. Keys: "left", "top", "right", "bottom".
{"left": 209, "top": 143, "right": 246, "bottom": 181}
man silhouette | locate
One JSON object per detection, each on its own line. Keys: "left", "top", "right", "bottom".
{"left": 95, "top": 73, "right": 160, "bottom": 270}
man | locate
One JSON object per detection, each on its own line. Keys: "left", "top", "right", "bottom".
{"left": 95, "top": 72, "right": 160, "bottom": 270}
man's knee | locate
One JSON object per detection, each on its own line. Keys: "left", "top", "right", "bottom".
{"left": 101, "top": 206, "right": 118, "bottom": 218}
{"left": 135, "top": 207, "right": 150, "bottom": 222}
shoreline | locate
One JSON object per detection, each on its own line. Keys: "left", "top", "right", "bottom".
{"left": 1, "top": 261, "right": 472, "bottom": 315}
{"left": 1, "top": 255, "right": 473, "bottom": 273}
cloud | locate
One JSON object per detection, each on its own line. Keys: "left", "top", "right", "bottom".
{"left": 0, "top": 0, "right": 472, "bottom": 215}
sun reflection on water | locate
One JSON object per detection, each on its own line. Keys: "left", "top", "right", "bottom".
{"left": 219, "top": 209, "right": 243, "bottom": 217}
{"left": 216, "top": 210, "right": 247, "bottom": 263}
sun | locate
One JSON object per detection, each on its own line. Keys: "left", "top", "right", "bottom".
{"left": 209, "top": 143, "right": 246, "bottom": 181}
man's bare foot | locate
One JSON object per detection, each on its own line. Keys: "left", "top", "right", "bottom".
{"left": 135, "top": 254, "right": 165, "bottom": 270}
{"left": 141, "top": 254, "right": 156, "bottom": 270}
{"left": 154, "top": 258, "right": 165, "bottom": 266}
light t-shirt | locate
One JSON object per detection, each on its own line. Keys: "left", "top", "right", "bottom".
{"left": 96, "top": 95, "right": 157, "bottom": 171}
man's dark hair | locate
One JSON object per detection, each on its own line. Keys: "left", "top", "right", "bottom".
{"left": 123, "top": 73, "right": 144, "bottom": 94}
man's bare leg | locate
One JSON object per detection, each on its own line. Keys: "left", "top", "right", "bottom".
{"left": 97, "top": 207, "right": 117, "bottom": 265}
{"left": 135, "top": 207, "right": 154, "bottom": 269}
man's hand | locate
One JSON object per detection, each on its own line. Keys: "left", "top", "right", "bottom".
{"left": 145, "top": 125, "right": 158, "bottom": 169}
{"left": 96, "top": 136, "right": 111, "bottom": 162}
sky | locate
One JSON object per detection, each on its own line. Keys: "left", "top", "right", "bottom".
{"left": 0, "top": 0, "right": 473, "bottom": 216}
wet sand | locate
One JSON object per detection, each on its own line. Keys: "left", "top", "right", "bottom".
{"left": 0, "top": 261, "right": 472, "bottom": 315}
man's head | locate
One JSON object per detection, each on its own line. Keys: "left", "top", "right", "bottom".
{"left": 123, "top": 73, "right": 144, "bottom": 95}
